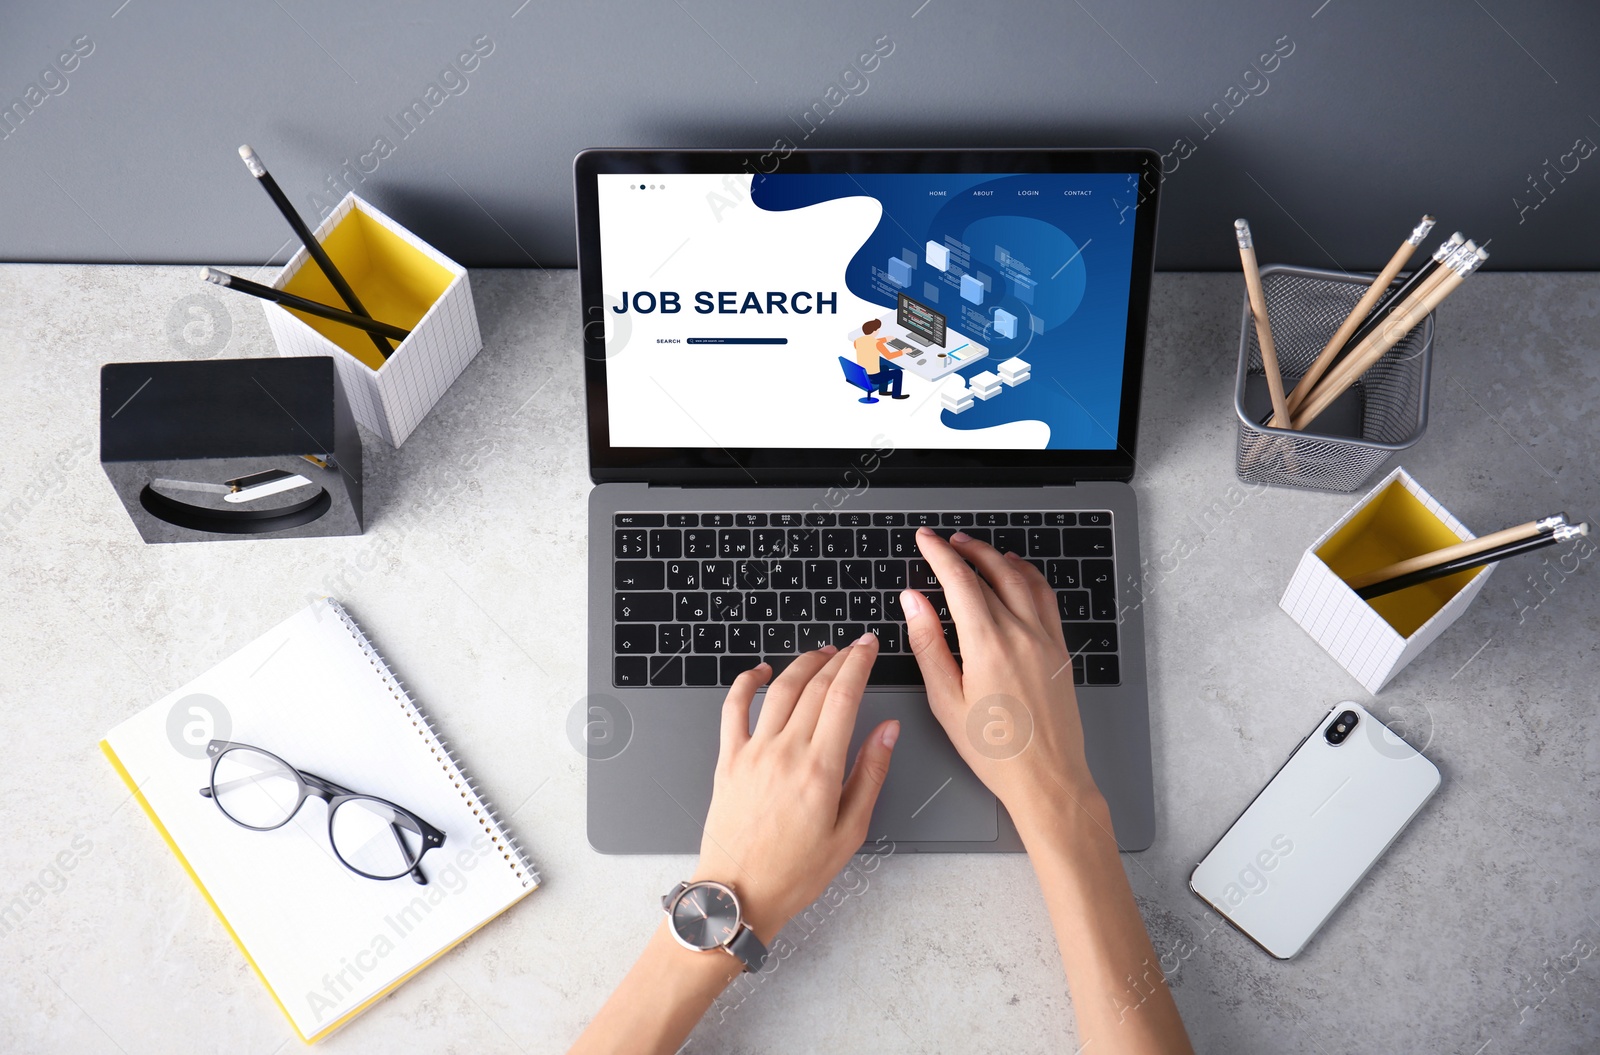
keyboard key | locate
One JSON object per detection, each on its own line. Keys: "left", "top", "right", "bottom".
{"left": 780, "top": 592, "right": 813, "bottom": 621}
{"left": 831, "top": 623, "right": 867, "bottom": 648}
{"left": 746, "top": 591, "right": 779, "bottom": 621}
{"left": 721, "top": 655, "right": 763, "bottom": 685}
{"left": 1026, "top": 528, "right": 1060, "bottom": 556}
{"left": 907, "top": 560, "right": 940, "bottom": 590}
{"left": 615, "top": 624, "right": 655, "bottom": 654}
{"left": 805, "top": 560, "right": 840, "bottom": 589}
{"left": 1080, "top": 511, "right": 1111, "bottom": 527}
{"left": 1025, "top": 558, "right": 1046, "bottom": 577}
{"left": 1072, "top": 654, "right": 1085, "bottom": 685}
{"left": 676, "top": 592, "right": 709, "bottom": 621}
{"left": 1091, "top": 594, "right": 1117, "bottom": 621}
{"left": 1046, "top": 559, "right": 1080, "bottom": 590}
{"left": 649, "top": 655, "right": 683, "bottom": 686}
{"left": 615, "top": 560, "right": 665, "bottom": 590}
{"left": 726, "top": 624, "right": 761, "bottom": 654}
{"left": 941, "top": 512, "right": 974, "bottom": 526}
{"left": 841, "top": 560, "right": 873, "bottom": 588}
{"left": 1045, "top": 511, "right": 1077, "bottom": 526}
{"left": 1082, "top": 559, "right": 1115, "bottom": 596}
{"left": 908, "top": 513, "right": 939, "bottom": 526}
{"left": 821, "top": 529, "right": 854, "bottom": 557}
{"left": 753, "top": 529, "right": 788, "bottom": 557}
{"left": 992, "top": 528, "right": 1026, "bottom": 554}
{"left": 814, "top": 592, "right": 849, "bottom": 621}
{"left": 1010, "top": 512, "right": 1043, "bottom": 525}
{"left": 866, "top": 656, "right": 923, "bottom": 685}
{"left": 976, "top": 512, "right": 1008, "bottom": 526}
{"left": 840, "top": 512, "right": 872, "bottom": 526}
{"left": 882, "top": 591, "right": 904, "bottom": 620}
{"left": 658, "top": 624, "right": 691, "bottom": 654}
{"left": 771, "top": 560, "right": 805, "bottom": 589}
{"left": 1066, "top": 623, "right": 1119, "bottom": 654}
{"left": 616, "top": 593, "right": 672, "bottom": 621}
{"left": 649, "top": 530, "right": 682, "bottom": 558}
{"left": 710, "top": 592, "right": 744, "bottom": 621}
{"left": 849, "top": 591, "right": 883, "bottom": 620}
{"left": 702, "top": 560, "right": 736, "bottom": 590}
{"left": 702, "top": 513, "right": 733, "bottom": 527}
{"left": 941, "top": 622, "right": 960, "bottom": 654}
{"left": 964, "top": 527, "right": 991, "bottom": 543}
{"left": 798, "top": 623, "right": 831, "bottom": 651}
{"left": 926, "top": 592, "right": 952, "bottom": 620}
{"left": 787, "top": 529, "right": 820, "bottom": 557}
{"left": 1086, "top": 655, "right": 1120, "bottom": 685}
{"left": 684, "top": 529, "right": 718, "bottom": 557}
{"left": 855, "top": 528, "right": 889, "bottom": 556}
{"left": 615, "top": 513, "right": 664, "bottom": 527}
{"left": 804, "top": 512, "right": 835, "bottom": 526}
{"left": 1061, "top": 528, "right": 1114, "bottom": 557}
{"left": 615, "top": 529, "right": 648, "bottom": 557}
{"left": 763, "top": 624, "right": 796, "bottom": 653}
{"left": 865, "top": 622, "right": 902, "bottom": 652}
{"left": 737, "top": 560, "right": 770, "bottom": 589}
{"left": 872, "top": 512, "right": 905, "bottom": 526}
{"left": 889, "top": 529, "right": 919, "bottom": 557}
{"left": 667, "top": 513, "right": 698, "bottom": 527}
{"left": 771, "top": 513, "right": 803, "bottom": 527}
{"left": 615, "top": 656, "right": 648, "bottom": 686}
{"left": 735, "top": 512, "right": 766, "bottom": 526}
{"left": 666, "top": 561, "right": 700, "bottom": 590}
{"left": 718, "top": 529, "right": 751, "bottom": 558}
{"left": 693, "top": 625, "right": 725, "bottom": 653}
{"left": 685, "top": 657, "right": 719, "bottom": 685}
{"left": 874, "top": 560, "right": 908, "bottom": 589}
{"left": 766, "top": 655, "right": 796, "bottom": 676}
{"left": 1058, "top": 590, "right": 1091, "bottom": 621}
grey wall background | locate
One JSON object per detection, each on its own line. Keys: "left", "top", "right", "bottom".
{"left": 3, "top": 0, "right": 1598, "bottom": 271}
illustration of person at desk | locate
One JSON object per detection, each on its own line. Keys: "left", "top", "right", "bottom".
{"left": 852, "top": 319, "right": 909, "bottom": 399}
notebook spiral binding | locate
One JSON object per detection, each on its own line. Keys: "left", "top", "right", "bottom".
{"left": 325, "top": 599, "right": 540, "bottom": 888}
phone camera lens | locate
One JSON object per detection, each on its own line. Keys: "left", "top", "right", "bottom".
{"left": 1325, "top": 709, "right": 1359, "bottom": 745}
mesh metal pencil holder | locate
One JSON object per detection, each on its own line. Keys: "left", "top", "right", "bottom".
{"left": 1234, "top": 264, "right": 1433, "bottom": 492}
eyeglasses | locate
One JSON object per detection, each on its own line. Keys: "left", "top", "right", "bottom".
{"left": 198, "top": 740, "right": 446, "bottom": 885}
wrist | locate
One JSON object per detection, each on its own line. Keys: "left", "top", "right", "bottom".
{"left": 1010, "top": 782, "right": 1114, "bottom": 861}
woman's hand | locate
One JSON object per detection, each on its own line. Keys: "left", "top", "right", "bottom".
{"left": 692, "top": 639, "right": 899, "bottom": 943}
{"left": 902, "top": 528, "right": 1104, "bottom": 836}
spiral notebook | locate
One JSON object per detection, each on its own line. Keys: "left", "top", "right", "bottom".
{"left": 100, "top": 598, "right": 539, "bottom": 1043}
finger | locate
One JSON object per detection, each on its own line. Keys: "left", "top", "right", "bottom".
{"left": 1007, "top": 550, "right": 1068, "bottom": 651}
{"left": 901, "top": 588, "right": 963, "bottom": 710}
{"left": 753, "top": 646, "right": 836, "bottom": 738}
{"left": 810, "top": 632, "right": 880, "bottom": 761}
{"left": 784, "top": 640, "right": 860, "bottom": 742}
{"left": 948, "top": 531, "right": 1037, "bottom": 628}
{"left": 719, "top": 662, "right": 770, "bottom": 756}
{"left": 914, "top": 527, "right": 995, "bottom": 638}
{"left": 837, "top": 720, "right": 898, "bottom": 838}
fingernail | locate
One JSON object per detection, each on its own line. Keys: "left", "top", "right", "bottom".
{"left": 755, "top": 661, "right": 770, "bottom": 671}
{"left": 1004, "top": 550, "right": 1022, "bottom": 561}
{"left": 820, "top": 645, "right": 838, "bottom": 655}
{"left": 881, "top": 721, "right": 900, "bottom": 749}
{"left": 856, "top": 631, "right": 878, "bottom": 647}
{"left": 917, "top": 526, "right": 936, "bottom": 537}
{"left": 900, "top": 589, "right": 923, "bottom": 617}
{"left": 951, "top": 531, "right": 971, "bottom": 543}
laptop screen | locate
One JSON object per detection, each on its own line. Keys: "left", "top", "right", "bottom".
{"left": 577, "top": 151, "right": 1160, "bottom": 484}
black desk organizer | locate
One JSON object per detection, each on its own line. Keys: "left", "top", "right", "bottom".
{"left": 100, "top": 357, "right": 362, "bottom": 543}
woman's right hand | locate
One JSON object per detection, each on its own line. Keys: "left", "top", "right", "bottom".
{"left": 901, "top": 528, "right": 1106, "bottom": 836}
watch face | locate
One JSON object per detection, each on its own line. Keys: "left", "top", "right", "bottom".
{"left": 671, "top": 883, "right": 740, "bottom": 951}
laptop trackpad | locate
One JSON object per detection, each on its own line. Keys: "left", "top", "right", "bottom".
{"left": 752, "top": 692, "right": 999, "bottom": 843}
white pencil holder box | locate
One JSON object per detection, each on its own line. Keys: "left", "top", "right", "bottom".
{"left": 1279, "top": 466, "right": 1491, "bottom": 693}
{"left": 263, "top": 193, "right": 482, "bottom": 447}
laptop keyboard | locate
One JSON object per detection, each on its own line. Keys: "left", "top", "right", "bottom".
{"left": 612, "top": 510, "right": 1120, "bottom": 689}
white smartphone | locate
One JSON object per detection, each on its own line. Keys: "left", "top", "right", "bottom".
{"left": 1189, "top": 702, "right": 1441, "bottom": 959}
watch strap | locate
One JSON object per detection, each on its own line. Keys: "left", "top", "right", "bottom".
{"left": 727, "top": 924, "right": 768, "bottom": 973}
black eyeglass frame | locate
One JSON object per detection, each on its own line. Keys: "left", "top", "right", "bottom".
{"left": 198, "top": 739, "right": 446, "bottom": 885}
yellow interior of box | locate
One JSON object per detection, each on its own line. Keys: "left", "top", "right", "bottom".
{"left": 279, "top": 207, "right": 455, "bottom": 371}
{"left": 1316, "top": 479, "right": 1484, "bottom": 638}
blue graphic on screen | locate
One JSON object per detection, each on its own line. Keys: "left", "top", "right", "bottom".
{"left": 751, "top": 173, "right": 1137, "bottom": 449}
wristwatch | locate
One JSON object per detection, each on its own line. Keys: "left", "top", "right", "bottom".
{"left": 661, "top": 880, "right": 769, "bottom": 972}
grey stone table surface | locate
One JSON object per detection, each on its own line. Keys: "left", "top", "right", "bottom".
{"left": 1, "top": 265, "right": 1595, "bottom": 1055}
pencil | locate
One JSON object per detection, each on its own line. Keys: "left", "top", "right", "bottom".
{"left": 238, "top": 145, "right": 394, "bottom": 359}
{"left": 1329, "top": 231, "right": 1464, "bottom": 374}
{"left": 1284, "top": 215, "right": 1434, "bottom": 416}
{"left": 1292, "top": 244, "right": 1485, "bottom": 430}
{"left": 1344, "top": 513, "right": 1567, "bottom": 589}
{"left": 1356, "top": 523, "right": 1589, "bottom": 600}
{"left": 1236, "top": 219, "right": 1291, "bottom": 428}
{"left": 202, "top": 268, "right": 412, "bottom": 343}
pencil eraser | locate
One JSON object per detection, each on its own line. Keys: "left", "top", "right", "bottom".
{"left": 239, "top": 144, "right": 266, "bottom": 177}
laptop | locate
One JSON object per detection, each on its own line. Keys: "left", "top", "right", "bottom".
{"left": 577, "top": 149, "right": 1161, "bottom": 854}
